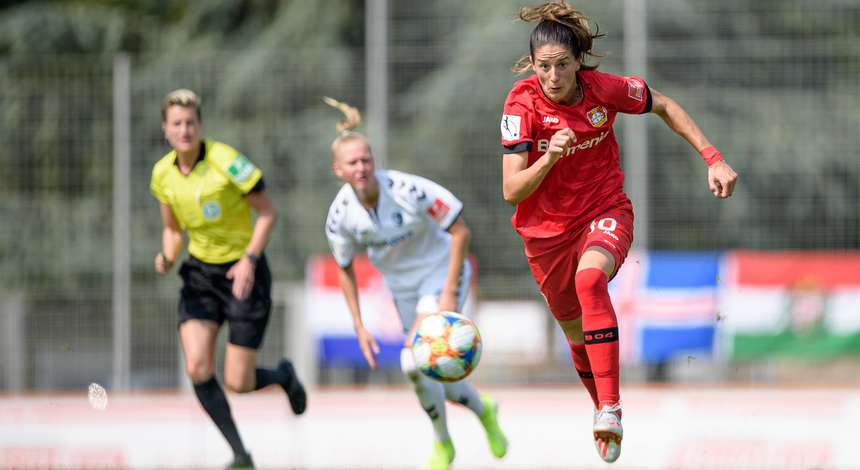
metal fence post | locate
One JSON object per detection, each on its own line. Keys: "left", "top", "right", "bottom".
{"left": 366, "top": 0, "right": 389, "bottom": 168}
{"left": 112, "top": 54, "right": 132, "bottom": 391}
{"left": 623, "top": 0, "right": 649, "bottom": 250}
{"left": 2, "top": 292, "right": 25, "bottom": 391}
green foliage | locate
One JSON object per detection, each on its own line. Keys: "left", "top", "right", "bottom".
{"left": 1, "top": 0, "right": 859, "bottom": 297}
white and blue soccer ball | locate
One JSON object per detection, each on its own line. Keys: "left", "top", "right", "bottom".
{"left": 411, "top": 311, "right": 482, "bottom": 382}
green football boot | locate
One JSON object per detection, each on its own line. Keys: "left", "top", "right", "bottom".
{"left": 226, "top": 452, "right": 254, "bottom": 470}
{"left": 479, "top": 394, "right": 509, "bottom": 459}
{"left": 424, "top": 438, "right": 455, "bottom": 470}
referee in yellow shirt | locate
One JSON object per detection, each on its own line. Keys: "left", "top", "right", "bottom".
{"left": 151, "top": 89, "right": 306, "bottom": 469}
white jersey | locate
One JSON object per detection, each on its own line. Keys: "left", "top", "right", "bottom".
{"left": 325, "top": 169, "right": 463, "bottom": 293}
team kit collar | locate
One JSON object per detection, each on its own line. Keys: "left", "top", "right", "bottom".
{"left": 172, "top": 140, "right": 207, "bottom": 171}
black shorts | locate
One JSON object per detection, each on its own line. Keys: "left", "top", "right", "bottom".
{"left": 177, "top": 254, "right": 272, "bottom": 349}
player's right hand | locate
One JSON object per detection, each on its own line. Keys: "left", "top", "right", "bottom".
{"left": 356, "top": 326, "right": 380, "bottom": 369}
{"left": 707, "top": 159, "right": 738, "bottom": 198}
{"left": 547, "top": 128, "right": 576, "bottom": 162}
{"left": 154, "top": 252, "right": 173, "bottom": 275}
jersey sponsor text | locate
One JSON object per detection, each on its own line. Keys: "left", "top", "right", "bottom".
{"left": 537, "top": 131, "right": 609, "bottom": 157}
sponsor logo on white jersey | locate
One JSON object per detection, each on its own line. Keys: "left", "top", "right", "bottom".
{"left": 427, "top": 198, "right": 450, "bottom": 223}
{"left": 501, "top": 114, "right": 521, "bottom": 141}
{"left": 537, "top": 130, "right": 609, "bottom": 157}
{"left": 365, "top": 230, "right": 415, "bottom": 248}
{"left": 542, "top": 115, "right": 560, "bottom": 124}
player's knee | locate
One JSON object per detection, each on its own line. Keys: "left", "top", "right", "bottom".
{"left": 400, "top": 348, "right": 421, "bottom": 384}
{"left": 223, "top": 375, "right": 253, "bottom": 394}
{"left": 574, "top": 268, "right": 608, "bottom": 299}
{"left": 185, "top": 360, "right": 214, "bottom": 383}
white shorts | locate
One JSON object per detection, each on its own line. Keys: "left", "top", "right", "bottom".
{"left": 391, "top": 261, "right": 472, "bottom": 334}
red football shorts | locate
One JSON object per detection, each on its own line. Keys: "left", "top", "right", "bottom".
{"left": 522, "top": 205, "right": 634, "bottom": 322}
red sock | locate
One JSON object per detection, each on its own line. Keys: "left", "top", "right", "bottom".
{"left": 575, "top": 268, "right": 620, "bottom": 408}
{"left": 568, "top": 340, "right": 599, "bottom": 408}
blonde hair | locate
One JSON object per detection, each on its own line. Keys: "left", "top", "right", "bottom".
{"left": 323, "top": 96, "right": 370, "bottom": 159}
{"left": 513, "top": 1, "right": 604, "bottom": 74}
{"left": 161, "top": 88, "right": 202, "bottom": 121}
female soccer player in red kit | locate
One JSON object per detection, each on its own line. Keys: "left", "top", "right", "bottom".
{"left": 500, "top": 2, "right": 737, "bottom": 463}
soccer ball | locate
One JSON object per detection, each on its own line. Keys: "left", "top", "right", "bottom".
{"left": 411, "top": 311, "right": 482, "bottom": 382}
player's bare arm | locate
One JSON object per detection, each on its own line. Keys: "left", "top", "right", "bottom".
{"left": 440, "top": 217, "right": 471, "bottom": 312}
{"left": 227, "top": 190, "right": 278, "bottom": 300}
{"left": 502, "top": 128, "right": 574, "bottom": 205}
{"left": 650, "top": 89, "right": 738, "bottom": 198}
{"left": 156, "top": 203, "right": 183, "bottom": 274}
{"left": 337, "top": 263, "right": 380, "bottom": 368}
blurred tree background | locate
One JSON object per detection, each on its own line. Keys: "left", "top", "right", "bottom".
{"left": 2, "top": 0, "right": 859, "bottom": 296}
{"left": 2, "top": 0, "right": 859, "bottom": 390}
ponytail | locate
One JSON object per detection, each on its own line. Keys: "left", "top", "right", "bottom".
{"left": 322, "top": 96, "right": 362, "bottom": 134}
{"left": 512, "top": 1, "right": 604, "bottom": 74}
{"left": 323, "top": 96, "right": 370, "bottom": 160}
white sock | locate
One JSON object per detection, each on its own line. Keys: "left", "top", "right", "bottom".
{"left": 443, "top": 380, "right": 484, "bottom": 416}
{"left": 401, "top": 348, "right": 449, "bottom": 441}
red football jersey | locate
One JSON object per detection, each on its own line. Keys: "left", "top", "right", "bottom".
{"left": 500, "top": 70, "right": 651, "bottom": 239}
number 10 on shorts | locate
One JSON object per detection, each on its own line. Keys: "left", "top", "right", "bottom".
{"left": 589, "top": 217, "right": 618, "bottom": 235}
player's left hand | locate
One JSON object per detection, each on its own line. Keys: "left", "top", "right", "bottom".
{"left": 226, "top": 257, "right": 256, "bottom": 300}
{"left": 708, "top": 160, "right": 738, "bottom": 198}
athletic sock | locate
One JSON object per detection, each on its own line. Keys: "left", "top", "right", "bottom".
{"left": 575, "top": 268, "right": 620, "bottom": 408}
{"left": 442, "top": 380, "right": 484, "bottom": 416}
{"left": 193, "top": 376, "right": 247, "bottom": 458}
{"left": 569, "top": 340, "right": 599, "bottom": 408}
{"left": 254, "top": 367, "right": 284, "bottom": 390}
{"left": 401, "top": 348, "right": 450, "bottom": 442}
{"left": 255, "top": 360, "right": 306, "bottom": 415}
{"left": 415, "top": 375, "right": 451, "bottom": 442}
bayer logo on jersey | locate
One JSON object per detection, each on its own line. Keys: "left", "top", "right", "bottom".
{"left": 411, "top": 311, "right": 482, "bottom": 382}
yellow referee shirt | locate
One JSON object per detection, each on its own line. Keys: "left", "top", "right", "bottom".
{"left": 150, "top": 139, "right": 263, "bottom": 264}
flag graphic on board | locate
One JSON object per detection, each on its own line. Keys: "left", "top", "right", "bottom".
{"left": 610, "top": 251, "right": 721, "bottom": 365}
{"left": 718, "top": 251, "right": 860, "bottom": 360}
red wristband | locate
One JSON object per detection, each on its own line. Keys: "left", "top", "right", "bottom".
{"left": 699, "top": 146, "right": 724, "bottom": 167}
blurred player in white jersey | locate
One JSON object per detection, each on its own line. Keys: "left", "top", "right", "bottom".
{"left": 322, "top": 97, "right": 508, "bottom": 470}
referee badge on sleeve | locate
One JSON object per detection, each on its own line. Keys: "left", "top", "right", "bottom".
{"left": 228, "top": 155, "right": 256, "bottom": 183}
